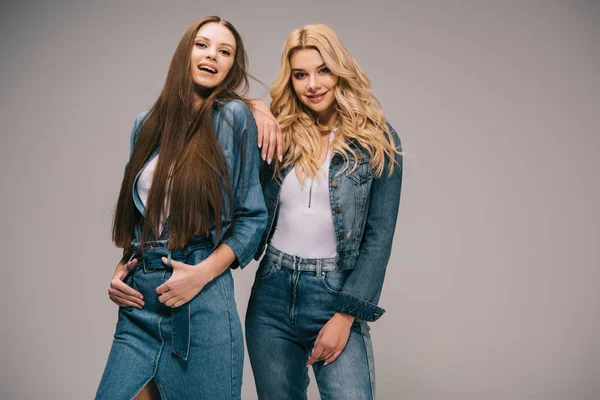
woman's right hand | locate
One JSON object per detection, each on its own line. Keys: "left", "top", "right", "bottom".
{"left": 108, "top": 259, "right": 144, "bottom": 309}
{"left": 248, "top": 99, "right": 283, "bottom": 164}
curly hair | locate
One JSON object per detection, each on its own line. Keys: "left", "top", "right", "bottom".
{"left": 270, "top": 23, "right": 400, "bottom": 184}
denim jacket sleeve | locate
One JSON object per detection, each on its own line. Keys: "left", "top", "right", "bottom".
{"left": 129, "top": 111, "right": 149, "bottom": 157}
{"left": 213, "top": 101, "right": 268, "bottom": 268}
{"left": 333, "top": 123, "right": 403, "bottom": 322}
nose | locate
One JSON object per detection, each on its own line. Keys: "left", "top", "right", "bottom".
{"left": 307, "top": 74, "right": 321, "bottom": 92}
{"left": 205, "top": 45, "right": 218, "bottom": 61}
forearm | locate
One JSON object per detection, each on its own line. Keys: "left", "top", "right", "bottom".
{"left": 197, "top": 243, "right": 237, "bottom": 281}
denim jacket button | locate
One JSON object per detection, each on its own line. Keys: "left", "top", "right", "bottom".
{"left": 332, "top": 157, "right": 340, "bottom": 165}
{"left": 333, "top": 205, "right": 341, "bottom": 213}
{"left": 337, "top": 233, "right": 343, "bottom": 240}
{"left": 331, "top": 180, "right": 338, "bottom": 188}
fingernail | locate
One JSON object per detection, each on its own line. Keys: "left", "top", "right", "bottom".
{"left": 324, "top": 362, "right": 329, "bottom": 366}
{"left": 262, "top": 153, "right": 266, "bottom": 161}
{"left": 258, "top": 143, "right": 262, "bottom": 148}
{"left": 267, "top": 157, "right": 272, "bottom": 164}
{"left": 278, "top": 156, "right": 283, "bottom": 162}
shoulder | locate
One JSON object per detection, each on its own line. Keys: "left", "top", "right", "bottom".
{"left": 216, "top": 99, "right": 254, "bottom": 123}
{"left": 130, "top": 110, "right": 150, "bottom": 150}
{"left": 385, "top": 121, "right": 401, "bottom": 150}
{"left": 133, "top": 110, "right": 150, "bottom": 129}
{"left": 214, "top": 99, "right": 258, "bottom": 142}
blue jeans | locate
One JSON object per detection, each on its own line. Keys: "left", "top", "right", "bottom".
{"left": 96, "top": 241, "right": 244, "bottom": 399}
{"left": 246, "top": 245, "right": 376, "bottom": 400}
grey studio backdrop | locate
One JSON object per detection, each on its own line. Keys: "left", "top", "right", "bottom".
{"left": 1, "top": 1, "right": 599, "bottom": 399}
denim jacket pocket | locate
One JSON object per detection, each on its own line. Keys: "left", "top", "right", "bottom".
{"left": 346, "top": 156, "right": 372, "bottom": 185}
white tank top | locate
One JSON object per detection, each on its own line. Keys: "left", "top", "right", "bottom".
{"left": 137, "top": 155, "right": 169, "bottom": 234}
{"left": 270, "top": 133, "right": 337, "bottom": 258}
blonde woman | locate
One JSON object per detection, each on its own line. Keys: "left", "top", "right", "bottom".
{"left": 246, "top": 24, "right": 403, "bottom": 399}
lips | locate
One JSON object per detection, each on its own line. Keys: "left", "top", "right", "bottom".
{"left": 198, "top": 63, "right": 218, "bottom": 75}
{"left": 306, "top": 91, "right": 328, "bottom": 104}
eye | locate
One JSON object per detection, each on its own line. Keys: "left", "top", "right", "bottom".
{"left": 219, "top": 49, "right": 231, "bottom": 56}
{"left": 293, "top": 72, "right": 307, "bottom": 79}
{"left": 195, "top": 42, "right": 207, "bottom": 48}
{"left": 319, "top": 67, "right": 331, "bottom": 74}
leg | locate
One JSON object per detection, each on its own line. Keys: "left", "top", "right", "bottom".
{"left": 133, "top": 379, "right": 161, "bottom": 400}
{"left": 312, "top": 322, "right": 375, "bottom": 400}
{"left": 95, "top": 270, "right": 165, "bottom": 400}
{"left": 154, "top": 270, "right": 244, "bottom": 400}
{"left": 246, "top": 262, "right": 310, "bottom": 400}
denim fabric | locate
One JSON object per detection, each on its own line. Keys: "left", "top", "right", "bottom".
{"left": 255, "top": 124, "right": 402, "bottom": 322}
{"left": 129, "top": 100, "right": 268, "bottom": 268}
{"left": 96, "top": 241, "right": 244, "bottom": 399}
{"left": 246, "top": 245, "right": 376, "bottom": 400}
{"left": 97, "top": 100, "right": 266, "bottom": 399}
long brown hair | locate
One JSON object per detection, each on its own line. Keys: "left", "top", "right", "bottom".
{"left": 113, "top": 16, "right": 250, "bottom": 251}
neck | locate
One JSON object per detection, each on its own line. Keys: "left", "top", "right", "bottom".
{"left": 192, "top": 85, "right": 211, "bottom": 110}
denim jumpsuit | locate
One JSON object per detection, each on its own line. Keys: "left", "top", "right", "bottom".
{"left": 245, "top": 124, "right": 402, "bottom": 400}
{"left": 96, "top": 100, "right": 267, "bottom": 400}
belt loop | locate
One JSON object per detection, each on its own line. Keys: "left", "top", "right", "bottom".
{"left": 125, "top": 252, "right": 136, "bottom": 272}
{"left": 292, "top": 255, "right": 298, "bottom": 271}
{"left": 277, "top": 250, "right": 284, "bottom": 270}
{"left": 316, "top": 259, "right": 323, "bottom": 277}
{"left": 167, "top": 250, "right": 172, "bottom": 268}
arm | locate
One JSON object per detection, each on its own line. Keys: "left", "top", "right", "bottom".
{"left": 307, "top": 125, "right": 403, "bottom": 366}
{"left": 248, "top": 99, "right": 283, "bottom": 164}
{"left": 108, "top": 112, "right": 149, "bottom": 308}
{"left": 219, "top": 101, "right": 269, "bottom": 268}
{"left": 333, "top": 124, "right": 403, "bottom": 322}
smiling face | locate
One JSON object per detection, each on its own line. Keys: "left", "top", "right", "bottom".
{"left": 290, "top": 48, "right": 339, "bottom": 125}
{"left": 189, "top": 22, "right": 237, "bottom": 97}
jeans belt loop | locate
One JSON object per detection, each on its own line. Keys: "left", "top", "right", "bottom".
{"left": 316, "top": 259, "right": 323, "bottom": 277}
{"left": 276, "top": 251, "right": 284, "bottom": 270}
{"left": 167, "top": 250, "right": 172, "bottom": 268}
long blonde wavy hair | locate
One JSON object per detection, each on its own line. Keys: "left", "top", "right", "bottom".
{"left": 270, "top": 24, "right": 399, "bottom": 183}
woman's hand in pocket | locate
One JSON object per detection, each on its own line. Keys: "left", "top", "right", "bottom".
{"left": 108, "top": 259, "right": 144, "bottom": 309}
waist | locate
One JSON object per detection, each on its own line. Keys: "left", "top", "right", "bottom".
{"left": 266, "top": 244, "right": 337, "bottom": 272}
{"left": 129, "top": 238, "right": 212, "bottom": 270}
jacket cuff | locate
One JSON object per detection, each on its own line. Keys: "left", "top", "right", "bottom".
{"left": 222, "top": 235, "right": 250, "bottom": 269}
{"left": 333, "top": 293, "right": 386, "bottom": 322}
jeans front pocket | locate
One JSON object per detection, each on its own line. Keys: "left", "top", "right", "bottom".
{"left": 320, "top": 269, "right": 351, "bottom": 294}
{"left": 256, "top": 257, "right": 277, "bottom": 281}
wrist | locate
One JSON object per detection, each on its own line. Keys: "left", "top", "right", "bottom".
{"left": 334, "top": 312, "right": 355, "bottom": 326}
{"left": 193, "top": 260, "right": 216, "bottom": 284}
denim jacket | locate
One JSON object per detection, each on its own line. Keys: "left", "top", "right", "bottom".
{"left": 127, "top": 100, "right": 267, "bottom": 268}
{"left": 255, "top": 123, "right": 402, "bottom": 322}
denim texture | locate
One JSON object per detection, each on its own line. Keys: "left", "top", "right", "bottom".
{"left": 246, "top": 245, "right": 376, "bottom": 400}
{"left": 97, "top": 100, "right": 266, "bottom": 399}
{"left": 255, "top": 124, "right": 403, "bottom": 322}
{"left": 96, "top": 242, "right": 244, "bottom": 399}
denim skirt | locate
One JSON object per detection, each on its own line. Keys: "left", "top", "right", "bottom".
{"left": 96, "top": 240, "right": 243, "bottom": 400}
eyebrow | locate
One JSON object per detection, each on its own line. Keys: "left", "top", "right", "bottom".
{"left": 291, "top": 63, "right": 326, "bottom": 72}
{"left": 194, "top": 35, "right": 235, "bottom": 50}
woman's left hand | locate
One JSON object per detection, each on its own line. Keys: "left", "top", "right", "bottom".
{"left": 156, "top": 257, "right": 211, "bottom": 308}
{"left": 307, "top": 312, "right": 355, "bottom": 366}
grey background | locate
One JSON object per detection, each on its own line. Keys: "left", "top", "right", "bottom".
{"left": 1, "top": 1, "right": 599, "bottom": 399}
